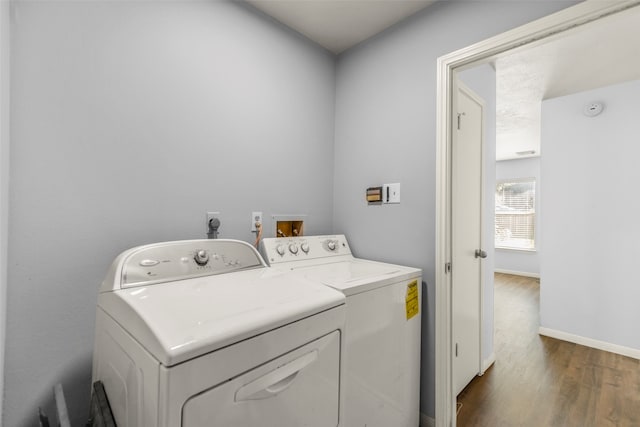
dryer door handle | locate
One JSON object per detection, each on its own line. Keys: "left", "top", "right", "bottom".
{"left": 234, "top": 350, "right": 318, "bottom": 401}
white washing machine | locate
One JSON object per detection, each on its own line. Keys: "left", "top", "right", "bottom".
{"left": 92, "top": 239, "right": 346, "bottom": 427}
{"left": 261, "top": 235, "right": 422, "bottom": 427}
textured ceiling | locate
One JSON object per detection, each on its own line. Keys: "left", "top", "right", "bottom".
{"left": 495, "top": 5, "right": 640, "bottom": 160}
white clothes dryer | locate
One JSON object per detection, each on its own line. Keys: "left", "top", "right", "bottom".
{"left": 92, "top": 239, "right": 346, "bottom": 427}
{"left": 261, "top": 235, "right": 422, "bottom": 427}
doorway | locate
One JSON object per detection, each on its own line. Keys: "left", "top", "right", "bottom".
{"left": 435, "top": 2, "right": 640, "bottom": 426}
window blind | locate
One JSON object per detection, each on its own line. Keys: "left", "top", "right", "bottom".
{"left": 495, "top": 179, "right": 535, "bottom": 250}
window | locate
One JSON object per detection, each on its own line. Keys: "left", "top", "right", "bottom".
{"left": 495, "top": 178, "right": 536, "bottom": 250}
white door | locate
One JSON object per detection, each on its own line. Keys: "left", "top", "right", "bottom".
{"left": 451, "top": 80, "right": 484, "bottom": 396}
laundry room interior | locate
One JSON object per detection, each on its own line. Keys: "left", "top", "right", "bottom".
{"left": 2, "top": 0, "right": 640, "bottom": 426}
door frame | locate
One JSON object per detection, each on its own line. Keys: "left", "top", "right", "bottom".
{"left": 435, "top": 1, "right": 640, "bottom": 426}
{"left": 0, "top": 0, "right": 10, "bottom": 420}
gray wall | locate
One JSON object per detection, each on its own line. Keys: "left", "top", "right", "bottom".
{"left": 333, "top": 0, "right": 578, "bottom": 419}
{"left": 495, "top": 157, "right": 541, "bottom": 276}
{"left": 7, "top": 1, "right": 335, "bottom": 425}
{"left": 458, "top": 65, "right": 497, "bottom": 367}
{"left": 540, "top": 79, "right": 640, "bottom": 351}
{"left": 4, "top": 0, "right": 585, "bottom": 425}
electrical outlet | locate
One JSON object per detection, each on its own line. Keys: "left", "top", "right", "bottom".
{"left": 206, "top": 212, "right": 220, "bottom": 232}
{"left": 251, "top": 211, "right": 263, "bottom": 232}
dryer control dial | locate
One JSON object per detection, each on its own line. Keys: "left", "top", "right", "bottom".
{"left": 276, "top": 244, "right": 286, "bottom": 256}
{"left": 327, "top": 240, "right": 337, "bottom": 251}
{"left": 194, "top": 249, "right": 209, "bottom": 266}
{"left": 300, "top": 242, "right": 310, "bottom": 253}
{"left": 289, "top": 243, "right": 299, "bottom": 254}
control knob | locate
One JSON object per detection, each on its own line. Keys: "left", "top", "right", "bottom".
{"left": 289, "top": 243, "right": 299, "bottom": 254}
{"left": 327, "top": 240, "right": 337, "bottom": 251}
{"left": 194, "top": 249, "right": 209, "bottom": 266}
{"left": 276, "top": 244, "right": 286, "bottom": 256}
{"left": 300, "top": 242, "right": 309, "bottom": 253}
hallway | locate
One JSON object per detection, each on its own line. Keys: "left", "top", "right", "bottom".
{"left": 457, "top": 273, "right": 640, "bottom": 426}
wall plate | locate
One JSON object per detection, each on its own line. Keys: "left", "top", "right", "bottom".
{"left": 251, "top": 211, "right": 262, "bottom": 232}
{"left": 206, "top": 211, "right": 220, "bottom": 237}
{"left": 383, "top": 183, "right": 401, "bottom": 204}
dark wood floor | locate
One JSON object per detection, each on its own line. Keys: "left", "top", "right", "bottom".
{"left": 457, "top": 273, "right": 640, "bottom": 427}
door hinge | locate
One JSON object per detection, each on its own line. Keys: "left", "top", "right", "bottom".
{"left": 445, "top": 262, "right": 452, "bottom": 274}
{"left": 457, "top": 112, "right": 465, "bottom": 130}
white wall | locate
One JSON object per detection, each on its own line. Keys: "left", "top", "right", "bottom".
{"left": 7, "top": 1, "right": 335, "bottom": 425}
{"left": 458, "top": 65, "right": 496, "bottom": 367}
{"left": 540, "top": 79, "right": 640, "bottom": 351}
{"left": 333, "top": 0, "right": 578, "bottom": 418}
{"left": 0, "top": 0, "right": 10, "bottom": 420}
{"left": 495, "top": 157, "right": 541, "bottom": 276}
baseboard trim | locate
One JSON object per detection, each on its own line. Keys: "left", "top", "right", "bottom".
{"left": 539, "top": 327, "right": 640, "bottom": 360}
{"left": 481, "top": 352, "right": 496, "bottom": 374}
{"left": 420, "top": 413, "right": 435, "bottom": 427}
{"left": 494, "top": 268, "right": 539, "bottom": 279}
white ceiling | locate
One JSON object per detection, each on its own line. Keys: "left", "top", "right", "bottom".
{"left": 244, "top": 1, "right": 640, "bottom": 161}
{"left": 495, "top": 5, "right": 640, "bottom": 160}
{"left": 246, "top": 0, "right": 435, "bottom": 54}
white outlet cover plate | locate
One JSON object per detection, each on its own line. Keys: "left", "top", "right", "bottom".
{"left": 206, "top": 212, "right": 221, "bottom": 235}
{"left": 251, "top": 211, "right": 263, "bottom": 231}
{"left": 383, "top": 183, "right": 400, "bottom": 204}
{"left": 206, "top": 211, "right": 220, "bottom": 223}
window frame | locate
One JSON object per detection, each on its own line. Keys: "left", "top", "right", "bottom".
{"left": 495, "top": 177, "right": 536, "bottom": 251}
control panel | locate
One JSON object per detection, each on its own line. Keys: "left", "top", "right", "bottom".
{"left": 261, "top": 235, "right": 352, "bottom": 265}
{"left": 102, "top": 239, "right": 266, "bottom": 291}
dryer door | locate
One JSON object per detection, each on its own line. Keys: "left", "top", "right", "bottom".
{"left": 182, "top": 330, "right": 341, "bottom": 427}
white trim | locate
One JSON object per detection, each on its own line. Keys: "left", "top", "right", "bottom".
{"left": 435, "top": 35, "right": 454, "bottom": 427}
{"left": 0, "top": 0, "right": 10, "bottom": 421}
{"left": 493, "top": 269, "right": 540, "bottom": 279}
{"left": 436, "top": 2, "right": 640, "bottom": 427}
{"left": 495, "top": 247, "right": 537, "bottom": 253}
{"left": 480, "top": 352, "right": 496, "bottom": 375}
{"left": 479, "top": 161, "right": 485, "bottom": 382}
{"left": 420, "top": 413, "right": 436, "bottom": 427}
{"left": 539, "top": 327, "right": 640, "bottom": 360}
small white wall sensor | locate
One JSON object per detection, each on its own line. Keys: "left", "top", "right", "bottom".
{"left": 583, "top": 102, "right": 604, "bottom": 117}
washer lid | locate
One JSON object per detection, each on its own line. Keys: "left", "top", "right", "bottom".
{"left": 291, "top": 259, "right": 421, "bottom": 296}
{"left": 97, "top": 268, "right": 345, "bottom": 367}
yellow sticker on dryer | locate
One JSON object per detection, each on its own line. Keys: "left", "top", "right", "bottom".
{"left": 405, "top": 280, "right": 419, "bottom": 320}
